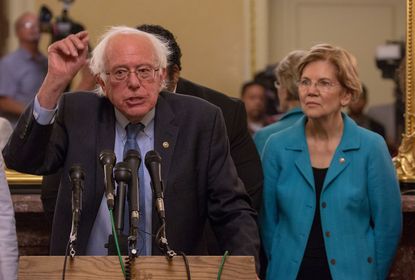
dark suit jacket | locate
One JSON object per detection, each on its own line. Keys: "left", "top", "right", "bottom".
{"left": 3, "top": 91, "right": 260, "bottom": 262}
{"left": 176, "top": 78, "right": 263, "bottom": 210}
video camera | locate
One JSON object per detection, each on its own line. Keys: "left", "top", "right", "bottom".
{"left": 375, "top": 41, "right": 405, "bottom": 80}
{"left": 39, "top": 0, "right": 85, "bottom": 43}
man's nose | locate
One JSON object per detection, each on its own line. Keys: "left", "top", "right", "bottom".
{"left": 127, "top": 72, "right": 142, "bottom": 88}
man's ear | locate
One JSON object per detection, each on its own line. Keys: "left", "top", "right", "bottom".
{"left": 96, "top": 75, "right": 107, "bottom": 94}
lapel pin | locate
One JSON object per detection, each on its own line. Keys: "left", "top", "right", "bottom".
{"left": 162, "top": 141, "right": 169, "bottom": 149}
{"left": 339, "top": 157, "right": 345, "bottom": 164}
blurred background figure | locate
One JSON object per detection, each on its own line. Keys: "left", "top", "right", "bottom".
{"left": 0, "top": 117, "right": 12, "bottom": 150}
{"left": 0, "top": 153, "right": 18, "bottom": 280}
{"left": 348, "top": 84, "right": 386, "bottom": 139}
{"left": 254, "top": 64, "right": 280, "bottom": 122}
{"left": 369, "top": 41, "right": 406, "bottom": 155}
{"left": 240, "top": 80, "right": 269, "bottom": 135}
{"left": 254, "top": 50, "right": 306, "bottom": 154}
{"left": 0, "top": 12, "right": 47, "bottom": 127}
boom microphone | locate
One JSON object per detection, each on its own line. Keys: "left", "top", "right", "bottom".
{"left": 99, "top": 150, "right": 116, "bottom": 210}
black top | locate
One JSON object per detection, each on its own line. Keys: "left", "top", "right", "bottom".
{"left": 297, "top": 167, "right": 332, "bottom": 280}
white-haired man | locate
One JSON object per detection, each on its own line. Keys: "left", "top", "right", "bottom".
{"left": 3, "top": 27, "right": 260, "bottom": 271}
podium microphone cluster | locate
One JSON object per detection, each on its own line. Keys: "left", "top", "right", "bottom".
{"left": 69, "top": 165, "right": 85, "bottom": 257}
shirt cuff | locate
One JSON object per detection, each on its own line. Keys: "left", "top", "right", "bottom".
{"left": 33, "top": 95, "right": 57, "bottom": 125}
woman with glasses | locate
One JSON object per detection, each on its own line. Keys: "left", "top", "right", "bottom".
{"left": 260, "top": 44, "right": 402, "bottom": 279}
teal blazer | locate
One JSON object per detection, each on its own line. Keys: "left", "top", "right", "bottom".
{"left": 260, "top": 114, "right": 402, "bottom": 280}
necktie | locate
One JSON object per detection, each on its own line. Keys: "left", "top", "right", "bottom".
{"left": 123, "top": 123, "right": 147, "bottom": 254}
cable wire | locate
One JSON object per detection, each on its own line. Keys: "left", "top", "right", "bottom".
{"left": 217, "top": 250, "right": 229, "bottom": 280}
{"left": 61, "top": 240, "right": 70, "bottom": 280}
{"left": 178, "top": 251, "right": 191, "bottom": 280}
{"left": 109, "top": 209, "right": 126, "bottom": 277}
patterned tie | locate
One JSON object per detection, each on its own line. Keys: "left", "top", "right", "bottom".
{"left": 123, "top": 123, "right": 147, "bottom": 254}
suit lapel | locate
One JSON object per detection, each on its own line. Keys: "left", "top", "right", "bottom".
{"left": 323, "top": 115, "right": 360, "bottom": 191}
{"left": 287, "top": 118, "right": 315, "bottom": 190}
{"left": 154, "top": 92, "right": 179, "bottom": 185}
{"left": 294, "top": 152, "right": 315, "bottom": 190}
{"left": 94, "top": 97, "right": 116, "bottom": 207}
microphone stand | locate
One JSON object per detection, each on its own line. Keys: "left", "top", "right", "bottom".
{"left": 68, "top": 165, "right": 85, "bottom": 258}
{"left": 124, "top": 150, "right": 141, "bottom": 257}
{"left": 145, "top": 150, "right": 176, "bottom": 260}
{"left": 157, "top": 218, "right": 176, "bottom": 260}
{"left": 107, "top": 162, "right": 131, "bottom": 255}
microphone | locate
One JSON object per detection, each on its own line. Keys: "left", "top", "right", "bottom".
{"left": 145, "top": 151, "right": 176, "bottom": 259}
{"left": 145, "top": 150, "right": 165, "bottom": 220}
{"left": 113, "top": 162, "right": 132, "bottom": 235}
{"left": 69, "top": 165, "right": 85, "bottom": 257}
{"left": 123, "top": 150, "right": 141, "bottom": 238}
{"left": 99, "top": 150, "right": 116, "bottom": 210}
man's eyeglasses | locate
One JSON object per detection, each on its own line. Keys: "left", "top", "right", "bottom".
{"left": 298, "top": 78, "right": 339, "bottom": 92}
{"left": 106, "top": 65, "right": 159, "bottom": 82}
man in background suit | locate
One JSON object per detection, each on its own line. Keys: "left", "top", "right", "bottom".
{"left": 136, "top": 24, "right": 263, "bottom": 211}
{"left": 3, "top": 27, "right": 260, "bottom": 269}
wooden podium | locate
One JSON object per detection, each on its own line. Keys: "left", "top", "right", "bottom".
{"left": 18, "top": 255, "right": 257, "bottom": 279}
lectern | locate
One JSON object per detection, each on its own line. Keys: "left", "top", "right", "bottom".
{"left": 18, "top": 255, "right": 256, "bottom": 280}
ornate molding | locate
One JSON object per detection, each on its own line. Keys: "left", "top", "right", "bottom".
{"left": 393, "top": 0, "right": 415, "bottom": 182}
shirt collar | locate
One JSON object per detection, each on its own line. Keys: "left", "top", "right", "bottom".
{"left": 114, "top": 107, "right": 155, "bottom": 134}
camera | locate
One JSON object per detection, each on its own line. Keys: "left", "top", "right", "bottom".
{"left": 39, "top": 0, "right": 85, "bottom": 43}
{"left": 375, "top": 41, "right": 405, "bottom": 80}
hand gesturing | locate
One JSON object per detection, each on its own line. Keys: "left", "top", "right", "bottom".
{"left": 47, "top": 31, "right": 90, "bottom": 84}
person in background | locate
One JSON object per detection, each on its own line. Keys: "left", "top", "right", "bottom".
{"left": 0, "top": 12, "right": 47, "bottom": 126}
{"left": 260, "top": 43, "right": 402, "bottom": 279}
{"left": 3, "top": 27, "right": 260, "bottom": 272}
{"left": 240, "top": 81, "right": 269, "bottom": 135}
{"left": 0, "top": 117, "right": 13, "bottom": 150}
{"left": 254, "top": 64, "right": 280, "bottom": 122}
{"left": 136, "top": 24, "right": 263, "bottom": 211}
{"left": 254, "top": 50, "right": 306, "bottom": 155}
{"left": 0, "top": 154, "right": 18, "bottom": 280}
{"left": 347, "top": 84, "right": 386, "bottom": 139}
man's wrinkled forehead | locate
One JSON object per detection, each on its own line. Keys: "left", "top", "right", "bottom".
{"left": 104, "top": 34, "right": 157, "bottom": 69}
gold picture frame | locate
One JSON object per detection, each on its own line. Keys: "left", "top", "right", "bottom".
{"left": 394, "top": 0, "right": 415, "bottom": 182}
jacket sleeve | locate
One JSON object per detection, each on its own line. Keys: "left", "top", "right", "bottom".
{"left": 228, "top": 101, "right": 263, "bottom": 212}
{"left": 367, "top": 135, "right": 402, "bottom": 279}
{"left": 2, "top": 98, "right": 67, "bottom": 175}
{"left": 206, "top": 107, "right": 261, "bottom": 270}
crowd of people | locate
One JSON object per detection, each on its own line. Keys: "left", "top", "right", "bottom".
{"left": 0, "top": 11, "right": 404, "bottom": 280}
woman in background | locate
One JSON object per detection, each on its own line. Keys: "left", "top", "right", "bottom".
{"left": 260, "top": 44, "right": 402, "bottom": 279}
{"left": 254, "top": 50, "right": 306, "bottom": 155}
